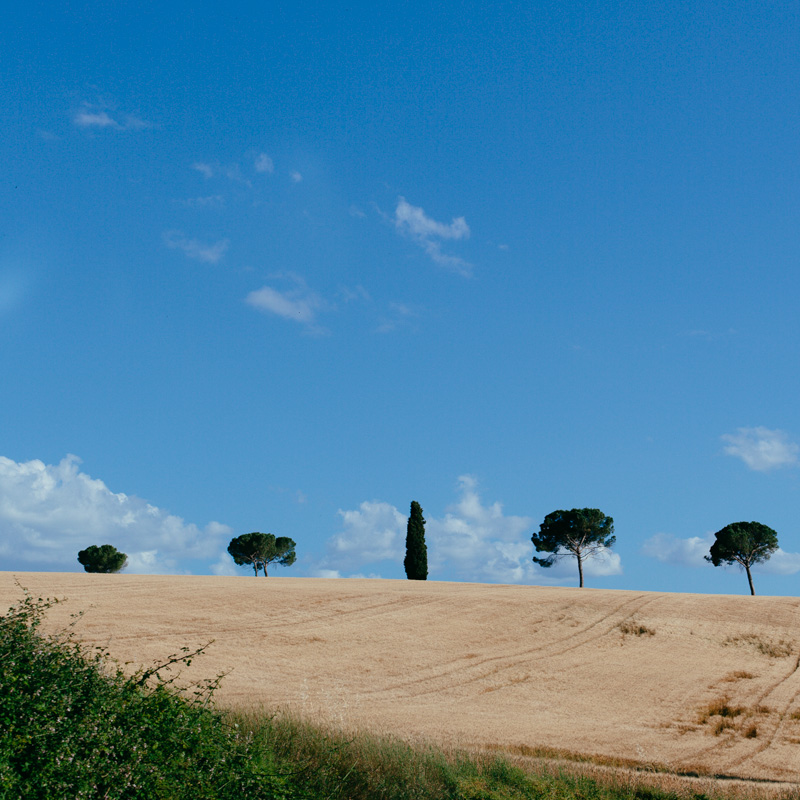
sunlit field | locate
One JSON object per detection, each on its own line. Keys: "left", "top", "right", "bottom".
{"left": 3, "top": 572, "right": 799, "bottom": 794}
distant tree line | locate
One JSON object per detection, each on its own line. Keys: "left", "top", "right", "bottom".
{"left": 75, "top": 502, "right": 781, "bottom": 595}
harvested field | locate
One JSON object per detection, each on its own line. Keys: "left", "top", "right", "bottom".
{"left": 3, "top": 572, "right": 800, "bottom": 789}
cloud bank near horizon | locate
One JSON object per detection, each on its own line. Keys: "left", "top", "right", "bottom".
{"left": 312, "top": 475, "right": 623, "bottom": 585}
{"left": 642, "top": 531, "right": 800, "bottom": 575}
{"left": 0, "top": 455, "right": 231, "bottom": 574}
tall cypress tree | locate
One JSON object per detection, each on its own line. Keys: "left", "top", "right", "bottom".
{"left": 404, "top": 500, "right": 428, "bottom": 580}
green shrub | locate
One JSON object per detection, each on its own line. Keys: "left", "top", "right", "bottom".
{"left": 0, "top": 591, "right": 297, "bottom": 800}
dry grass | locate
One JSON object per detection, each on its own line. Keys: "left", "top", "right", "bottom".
{"left": 721, "top": 670, "right": 756, "bottom": 682}
{"left": 3, "top": 572, "right": 800, "bottom": 790}
{"left": 723, "top": 633, "right": 795, "bottom": 659}
{"left": 617, "top": 618, "right": 656, "bottom": 637}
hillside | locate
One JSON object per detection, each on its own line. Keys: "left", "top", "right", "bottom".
{"left": 2, "top": 573, "right": 799, "bottom": 785}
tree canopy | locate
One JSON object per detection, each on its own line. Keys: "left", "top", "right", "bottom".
{"left": 531, "top": 508, "right": 615, "bottom": 588}
{"left": 705, "top": 521, "right": 778, "bottom": 596}
{"left": 403, "top": 501, "right": 428, "bottom": 580}
{"left": 227, "top": 532, "right": 296, "bottom": 577}
{"left": 77, "top": 544, "right": 128, "bottom": 574}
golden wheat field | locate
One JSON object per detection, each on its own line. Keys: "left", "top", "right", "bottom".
{"left": 3, "top": 572, "right": 800, "bottom": 789}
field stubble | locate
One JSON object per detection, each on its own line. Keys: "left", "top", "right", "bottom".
{"left": 2, "top": 573, "right": 800, "bottom": 793}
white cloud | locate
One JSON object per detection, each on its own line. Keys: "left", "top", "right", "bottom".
{"left": 74, "top": 111, "right": 118, "bottom": 129}
{"left": 336, "top": 285, "right": 370, "bottom": 304}
{"left": 641, "top": 532, "right": 714, "bottom": 567}
{"left": 290, "top": 171, "right": 303, "bottom": 183}
{"left": 190, "top": 161, "right": 250, "bottom": 185}
{"left": 426, "top": 475, "right": 535, "bottom": 583}
{"left": 311, "top": 477, "right": 620, "bottom": 585}
{"left": 642, "top": 533, "right": 800, "bottom": 577}
{"left": 312, "top": 501, "right": 406, "bottom": 577}
{"left": 754, "top": 548, "right": 800, "bottom": 575}
{"left": 255, "top": 153, "right": 274, "bottom": 174}
{"left": 394, "top": 197, "right": 472, "bottom": 276}
{"left": 163, "top": 230, "right": 229, "bottom": 263}
{"left": 123, "top": 115, "right": 151, "bottom": 130}
{"left": 395, "top": 198, "right": 469, "bottom": 241}
{"left": 245, "top": 275, "right": 326, "bottom": 331}
{"left": 72, "top": 106, "right": 152, "bottom": 131}
{"left": 192, "top": 162, "right": 215, "bottom": 178}
{"left": 181, "top": 195, "right": 225, "bottom": 209}
{"left": 722, "top": 427, "right": 799, "bottom": 471}
{"left": 0, "top": 455, "right": 231, "bottom": 574}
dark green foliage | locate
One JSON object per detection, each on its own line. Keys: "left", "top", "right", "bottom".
{"left": 403, "top": 501, "right": 428, "bottom": 580}
{"left": 0, "top": 591, "right": 296, "bottom": 799}
{"left": 227, "top": 532, "right": 297, "bottom": 576}
{"left": 77, "top": 544, "right": 128, "bottom": 573}
{"left": 532, "top": 508, "right": 615, "bottom": 588}
{"left": 705, "top": 521, "right": 779, "bottom": 596}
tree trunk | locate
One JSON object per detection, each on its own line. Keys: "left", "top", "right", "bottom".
{"left": 263, "top": 563, "right": 269, "bottom": 577}
{"left": 746, "top": 565, "right": 755, "bottom": 595}
{"left": 252, "top": 562, "right": 258, "bottom": 576}
{"left": 577, "top": 553, "right": 584, "bottom": 588}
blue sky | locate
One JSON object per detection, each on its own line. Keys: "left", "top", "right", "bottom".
{"left": 2, "top": 1, "right": 800, "bottom": 595}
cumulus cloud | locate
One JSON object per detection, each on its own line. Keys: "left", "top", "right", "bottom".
{"left": 255, "top": 153, "right": 274, "bottom": 174}
{"left": 758, "top": 548, "right": 800, "bottom": 575}
{"left": 394, "top": 197, "right": 472, "bottom": 276}
{"left": 311, "top": 477, "right": 622, "bottom": 584}
{"left": 163, "top": 230, "right": 229, "bottom": 263}
{"left": 0, "top": 455, "right": 231, "bottom": 574}
{"left": 310, "top": 501, "right": 406, "bottom": 577}
{"left": 641, "top": 532, "right": 714, "bottom": 567}
{"left": 642, "top": 532, "right": 800, "bottom": 577}
{"left": 245, "top": 275, "right": 326, "bottom": 331}
{"left": 722, "top": 427, "right": 799, "bottom": 471}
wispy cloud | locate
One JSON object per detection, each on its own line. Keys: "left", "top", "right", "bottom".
{"left": 290, "top": 171, "right": 303, "bottom": 183}
{"left": 349, "top": 205, "right": 366, "bottom": 219}
{"left": 192, "top": 162, "right": 215, "bottom": 178}
{"left": 163, "top": 230, "right": 229, "bottom": 263}
{"left": 336, "top": 285, "right": 370, "bottom": 304}
{"left": 0, "top": 454, "right": 231, "bottom": 574}
{"left": 180, "top": 195, "right": 225, "bottom": 209}
{"left": 394, "top": 197, "right": 471, "bottom": 276}
{"left": 191, "top": 161, "right": 250, "bottom": 185}
{"left": 721, "top": 427, "right": 799, "bottom": 472}
{"left": 74, "top": 111, "right": 117, "bottom": 128}
{"left": 72, "top": 105, "right": 152, "bottom": 131}
{"left": 246, "top": 275, "right": 326, "bottom": 332}
{"left": 254, "top": 153, "right": 274, "bottom": 174}
{"left": 376, "top": 302, "right": 418, "bottom": 334}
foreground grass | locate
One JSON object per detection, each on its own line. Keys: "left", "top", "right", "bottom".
{"left": 1, "top": 592, "right": 797, "bottom": 800}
